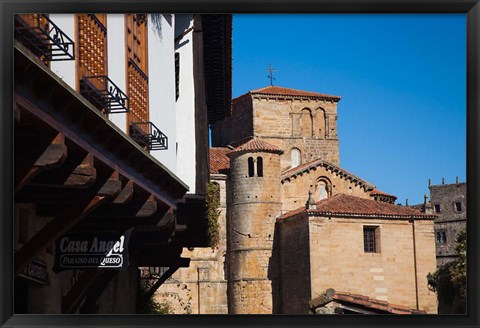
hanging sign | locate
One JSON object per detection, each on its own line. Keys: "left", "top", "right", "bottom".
{"left": 19, "top": 259, "right": 47, "bottom": 284}
{"left": 53, "top": 228, "right": 133, "bottom": 272}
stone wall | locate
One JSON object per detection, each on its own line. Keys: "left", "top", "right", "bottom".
{"left": 277, "top": 216, "right": 311, "bottom": 314}
{"left": 429, "top": 182, "right": 466, "bottom": 266}
{"left": 281, "top": 165, "right": 373, "bottom": 213}
{"left": 278, "top": 214, "right": 437, "bottom": 314}
{"left": 154, "top": 175, "right": 229, "bottom": 314}
{"left": 251, "top": 97, "right": 340, "bottom": 169}
{"left": 413, "top": 219, "right": 439, "bottom": 312}
{"left": 211, "top": 95, "right": 254, "bottom": 147}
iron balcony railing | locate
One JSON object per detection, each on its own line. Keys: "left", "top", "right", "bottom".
{"left": 130, "top": 122, "right": 168, "bottom": 151}
{"left": 14, "top": 14, "right": 75, "bottom": 61}
{"left": 80, "top": 76, "right": 129, "bottom": 114}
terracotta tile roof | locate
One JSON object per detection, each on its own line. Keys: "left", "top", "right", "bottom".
{"left": 311, "top": 291, "right": 426, "bottom": 314}
{"left": 281, "top": 158, "right": 375, "bottom": 191}
{"left": 210, "top": 147, "right": 230, "bottom": 174}
{"left": 243, "top": 85, "right": 341, "bottom": 101}
{"left": 227, "top": 139, "right": 284, "bottom": 156}
{"left": 369, "top": 189, "right": 397, "bottom": 201}
{"left": 279, "top": 193, "right": 437, "bottom": 220}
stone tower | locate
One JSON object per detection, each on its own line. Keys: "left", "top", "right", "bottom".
{"left": 211, "top": 86, "right": 342, "bottom": 171}
{"left": 226, "top": 139, "right": 283, "bottom": 314}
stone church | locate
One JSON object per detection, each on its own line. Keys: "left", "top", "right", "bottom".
{"left": 155, "top": 86, "right": 438, "bottom": 314}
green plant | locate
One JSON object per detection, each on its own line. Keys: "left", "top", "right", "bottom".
{"left": 205, "top": 182, "right": 221, "bottom": 249}
{"left": 427, "top": 228, "right": 466, "bottom": 314}
{"left": 137, "top": 278, "right": 174, "bottom": 314}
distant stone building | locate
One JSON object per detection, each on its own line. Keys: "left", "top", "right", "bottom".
{"left": 155, "top": 86, "right": 438, "bottom": 314}
{"left": 428, "top": 179, "right": 466, "bottom": 266}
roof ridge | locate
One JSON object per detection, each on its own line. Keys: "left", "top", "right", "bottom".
{"left": 281, "top": 159, "right": 375, "bottom": 191}
{"left": 227, "top": 138, "right": 284, "bottom": 156}
{"left": 279, "top": 193, "right": 437, "bottom": 221}
{"left": 233, "top": 85, "right": 341, "bottom": 101}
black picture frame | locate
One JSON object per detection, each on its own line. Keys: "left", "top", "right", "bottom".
{"left": 1, "top": 1, "right": 478, "bottom": 327}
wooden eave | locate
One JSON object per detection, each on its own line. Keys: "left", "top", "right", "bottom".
{"left": 175, "top": 194, "right": 210, "bottom": 247}
{"left": 14, "top": 40, "right": 191, "bottom": 276}
{"left": 202, "top": 14, "right": 232, "bottom": 123}
{"left": 14, "top": 40, "right": 188, "bottom": 206}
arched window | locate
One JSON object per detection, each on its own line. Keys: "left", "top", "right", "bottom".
{"left": 301, "top": 108, "right": 313, "bottom": 138}
{"left": 316, "top": 108, "right": 326, "bottom": 139}
{"left": 248, "top": 157, "right": 254, "bottom": 177}
{"left": 318, "top": 181, "right": 328, "bottom": 200}
{"left": 257, "top": 157, "right": 263, "bottom": 177}
{"left": 316, "top": 177, "right": 332, "bottom": 200}
{"left": 291, "top": 148, "right": 301, "bottom": 168}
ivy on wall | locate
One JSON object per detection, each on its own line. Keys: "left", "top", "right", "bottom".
{"left": 206, "top": 182, "right": 221, "bottom": 249}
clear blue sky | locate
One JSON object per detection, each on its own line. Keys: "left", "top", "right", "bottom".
{"left": 232, "top": 14, "right": 466, "bottom": 205}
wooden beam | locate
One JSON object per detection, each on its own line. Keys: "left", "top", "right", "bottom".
{"left": 61, "top": 270, "right": 101, "bottom": 314}
{"left": 29, "top": 152, "right": 96, "bottom": 189}
{"left": 78, "top": 271, "right": 118, "bottom": 314}
{"left": 14, "top": 171, "right": 120, "bottom": 274}
{"left": 15, "top": 133, "right": 67, "bottom": 192}
{"left": 87, "top": 193, "right": 155, "bottom": 219}
{"left": 15, "top": 92, "right": 186, "bottom": 208}
{"left": 137, "top": 265, "right": 181, "bottom": 306}
{"left": 112, "top": 180, "right": 134, "bottom": 204}
{"left": 133, "top": 243, "right": 185, "bottom": 267}
{"left": 137, "top": 257, "right": 191, "bottom": 306}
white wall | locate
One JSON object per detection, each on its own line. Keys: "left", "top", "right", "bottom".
{"left": 47, "top": 14, "right": 196, "bottom": 190}
{"left": 148, "top": 14, "right": 177, "bottom": 173}
{"left": 174, "top": 15, "right": 196, "bottom": 194}
{"left": 49, "top": 14, "right": 75, "bottom": 89}
{"left": 107, "top": 14, "right": 128, "bottom": 134}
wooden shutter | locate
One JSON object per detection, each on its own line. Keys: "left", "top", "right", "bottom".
{"left": 126, "top": 14, "right": 149, "bottom": 133}
{"left": 77, "top": 14, "right": 108, "bottom": 91}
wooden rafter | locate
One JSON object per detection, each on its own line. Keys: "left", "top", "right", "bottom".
{"left": 15, "top": 132, "right": 67, "bottom": 192}
{"left": 79, "top": 270, "right": 118, "bottom": 313}
{"left": 29, "top": 148, "right": 96, "bottom": 189}
{"left": 61, "top": 270, "right": 101, "bottom": 314}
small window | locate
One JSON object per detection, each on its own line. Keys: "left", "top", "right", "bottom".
{"left": 257, "top": 157, "right": 263, "bottom": 177}
{"left": 248, "top": 157, "right": 254, "bottom": 177}
{"left": 434, "top": 204, "right": 441, "bottom": 213}
{"left": 363, "top": 226, "right": 380, "bottom": 253}
{"left": 291, "top": 148, "right": 301, "bottom": 167}
{"left": 455, "top": 202, "right": 462, "bottom": 212}
{"left": 175, "top": 52, "right": 180, "bottom": 101}
{"left": 436, "top": 230, "right": 447, "bottom": 244}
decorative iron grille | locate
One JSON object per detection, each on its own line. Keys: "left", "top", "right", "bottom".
{"left": 14, "top": 14, "right": 75, "bottom": 61}
{"left": 80, "top": 76, "right": 129, "bottom": 114}
{"left": 130, "top": 122, "right": 168, "bottom": 151}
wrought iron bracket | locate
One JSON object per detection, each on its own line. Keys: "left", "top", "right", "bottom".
{"left": 80, "top": 76, "right": 129, "bottom": 114}
{"left": 130, "top": 122, "right": 168, "bottom": 151}
{"left": 15, "top": 14, "right": 75, "bottom": 61}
